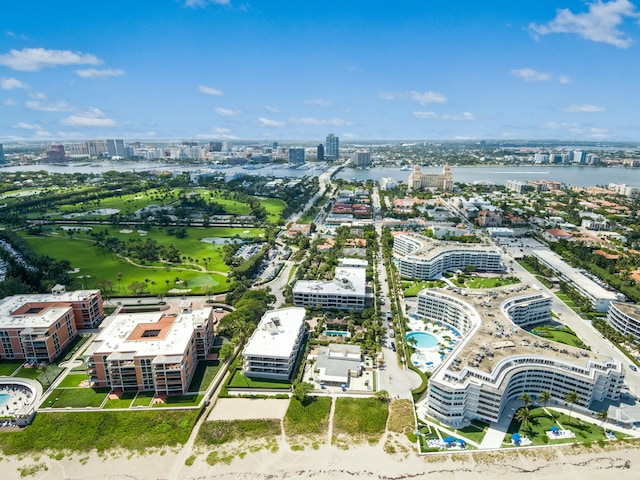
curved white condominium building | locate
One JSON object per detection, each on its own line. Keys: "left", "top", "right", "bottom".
{"left": 393, "top": 232, "right": 503, "bottom": 280}
{"left": 607, "top": 301, "right": 640, "bottom": 341}
{"left": 415, "top": 285, "right": 624, "bottom": 427}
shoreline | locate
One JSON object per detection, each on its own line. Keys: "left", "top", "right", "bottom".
{"left": 3, "top": 437, "right": 640, "bottom": 480}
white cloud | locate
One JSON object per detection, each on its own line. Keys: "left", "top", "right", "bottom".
{"left": 0, "top": 48, "right": 102, "bottom": 71}
{"left": 60, "top": 108, "right": 117, "bottom": 127}
{"left": 530, "top": 0, "right": 639, "bottom": 48}
{"left": 25, "top": 100, "right": 74, "bottom": 112}
{"left": 4, "top": 98, "right": 19, "bottom": 107}
{"left": 213, "top": 127, "right": 231, "bottom": 134}
{"left": 29, "top": 91, "right": 46, "bottom": 99}
{"left": 410, "top": 90, "right": 447, "bottom": 105}
{"left": 563, "top": 104, "right": 606, "bottom": 112}
{"left": 559, "top": 74, "right": 572, "bottom": 84}
{"left": 413, "top": 111, "right": 476, "bottom": 121}
{"left": 589, "top": 127, "right": 609, "bottom": 138}
{"left": 199, "top": 84, "right": 223, "bottom": 96}
{"left": 258, "top": 117, "right": 285, "bottom": 127}
{"left": 289, "top": 117, "right": 350, "bottom": 126}
{"left": 0, "top": 77, "right": 29, "bottom": 90}
{"left": 304, "top": 98, "right": 332, "bottom": 107}
{"left": 75, "top": 68, "right": 124, "bottom": 78}
{"left": 215, "top": 107, "right": 241, "bottom": 116}
{"left": 541, "top": 121, "right": 579, "bottom": 129}
{"left": 13, "top": 122, "right": 42, "bottom": 130}
{"left": 511, "top": 68, "right": 553, "bottom": 82}
{"left": 264, "top": 105, "right": 280, "bottom": 113}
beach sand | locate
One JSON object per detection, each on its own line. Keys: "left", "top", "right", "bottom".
{"left": 3, "top": 436, "right": 639, "bottom": 480}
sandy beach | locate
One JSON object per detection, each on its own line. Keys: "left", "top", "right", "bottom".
{"left": 3, "top": 436, "right": 639, "bottom": 480}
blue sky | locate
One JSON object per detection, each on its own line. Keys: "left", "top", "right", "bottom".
{"left": 2, "top": 0, "right": 640, "bottom": 142}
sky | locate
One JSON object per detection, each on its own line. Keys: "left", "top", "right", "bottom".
{"left": 2, "top": 0, "right": 640, "bottom": 143}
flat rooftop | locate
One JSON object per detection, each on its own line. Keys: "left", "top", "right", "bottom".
{"left": 531, "top": 249, "right": 618, "bottom": 301}
{"left": 243, "top": 307, "right": 305, "bottom": 359}
{"left": 88, "top": 306, "right": 212, "bottom": 359}
{"left": 611, "top": 301, "right": 640, "bottom": 320}
{"left": 394, "top": 232, "right": 500, "bottom": 259}
{"left": 293, "top": 266, "right": 367, "bottom": 296}
{"left": 0, "top": 299, "right": 73, "bottom": 330}
{"left": 423, "top": 285, "right": 612, "bottom": 382}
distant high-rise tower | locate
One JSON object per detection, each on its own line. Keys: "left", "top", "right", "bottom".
{"left": 44, "top": 144, "right": 66, "bottom": 163}
{"left": 106, "top": 139, "right": 128, "bottom": 158}
{"left": 352, "top": 150, "right": 371, "bottom": 167}
{"left": 317, "top": 144, "right": 324, "bottom": 161}
{"left": 325, "top": 133, "right": 339, "bottom": 160}
{"left": 288, "top": 148, "right": 305, "bottom": 165}
{"left": 0, "top": 143, "right": 4, "bottom": 163}
{"left": 209, "top": 141, "right": 222, "bottom": 152}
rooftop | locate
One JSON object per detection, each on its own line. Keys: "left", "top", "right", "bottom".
{"left": 87, "top": 305, "right": 212, "bottom": 359}
{"left": 394, "top": 232, "right": 500, "bottom": 259}
{"left": 243, "top": 307, "right": 305, "bottom": 359}
{"left": 422, "top": 285, "right": 614, "bottom": 384}
{"left": 293, "top": 266, "right": 367, "bottom": 296}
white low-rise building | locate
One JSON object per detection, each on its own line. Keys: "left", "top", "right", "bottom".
{"left": 242, "top": 307, "right": 306, "bottom": 381}
{"left": 393, "top": 232, "right": 503, "bottom": 280}
{"left": 531, "top": 249, "right": 618, "bottom": 312}
{"left": 293, "top": 259, "right": 372, "bottom": 312}
{"left": 416, "top": 286, "right": 624, "bottom": 428}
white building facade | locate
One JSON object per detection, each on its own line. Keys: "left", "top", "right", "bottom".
{"left": 416, "top": 286, "right": 624, "bottom": 428}
{"left": 242, "top": 307, "right": 306, "bottom": 381}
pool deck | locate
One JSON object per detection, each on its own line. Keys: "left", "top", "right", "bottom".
{"left": 407, "top": 320, "right": 457, "bottom": 373}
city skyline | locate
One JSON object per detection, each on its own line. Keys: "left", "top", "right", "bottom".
{"left": 2, "top": 1, "right": 640, "bottom": 142}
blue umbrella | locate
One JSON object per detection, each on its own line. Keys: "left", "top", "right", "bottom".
{"left": 444, "top": 436, "right": 455, "bottom": 443}
{"left": 512, "top": 433, "right": 521, "bottom": 441}
{"left": 551, "top": 425, "right": 559, "bottom": 432}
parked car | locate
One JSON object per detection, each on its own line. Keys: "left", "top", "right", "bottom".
{"left": 629, "top": 364, "right": 638, "bottom": 372}
{"left": 391, "top": 341, "right": 396, "bottom": 352}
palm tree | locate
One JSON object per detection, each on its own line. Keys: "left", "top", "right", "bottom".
{"left": 515, "top": 407, "right": 531, "bottom": 431}
{"left": 564, "top": 391, "right": 580, "bottom": 421}
{"left": 519, "top": 393, "right": 531, "bottom": 408}
{"left": 538, "top": 390, "right": 552, "bottom": 417}
{"left": 596, "top": 409, "right": 608, "bottom": 427}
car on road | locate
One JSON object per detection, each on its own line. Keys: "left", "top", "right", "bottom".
{"left": 629, "top": 364, "right": 638, "bottom": 372}
{"left": 390, "top": 341, "right": 396, "bottom": 352}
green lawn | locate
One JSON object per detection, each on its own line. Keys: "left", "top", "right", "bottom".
{"left": 283, "top": 396, "right": 332, "bottom": 438}
{"left": 188, "top": 360, "right": 222, "bottom": 392}
{"left": 0, "top": 410, "right": 199, "bottom": 453}
{"left": 0, "top": 360, "right": 23, "bottom": 376}
{"left": 555, "top": 292, "right": 580, "bottom": 311}
{"left": 332, "top": 397, "right": 388, "bottom": 443}
{"left": 43, "top": 387, "right": 110, "bottom": 408}
{"left": 12, "top": 364, "right": 63, "bottom": 388}
{"left": 103, "top": 392, "right": 137, "bottom": 409}
{"left": 259, "top": 197, "right": 286, "bottom": 223}
{"left": 455, "top": 419, "right": 490, "bottom": 444}
{"left": 402, "top": 280, "right": 447, "bottom": 297}
{"left": 531, "top": 325, "right": 588, "bottom": 349}
{"left": 57, "top": 373, "right": 89, "bottom": 388}
{"left": 228, "top": 370, "right": 291, "bottom": 389}
{"left": 504, "top": 407, "right": 610, "bottom": 446}
{"left": 131, "top": 391, "right": 155, "bottom": 407}
{"left": 21, "top": 234, "right": 228, "bottom": 294}
{"left": 152, "top": 394, "right": 204, "bottom": 408}
{"left": 462, "top": 276, "right": 520, "bottom": 289}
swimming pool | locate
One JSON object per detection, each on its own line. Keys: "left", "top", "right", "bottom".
{"left": 406, "top": 331, "right": 439, "bottom": 349}
{"left": 324, "top": 330, "right": 348, "bottom": 337}
{"left": 0, "top": 393, "right": 10, "bottom": 407}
